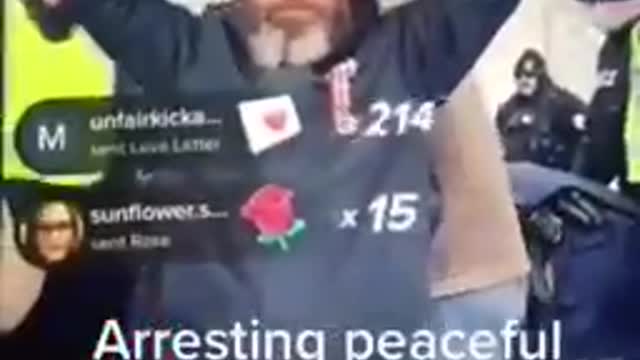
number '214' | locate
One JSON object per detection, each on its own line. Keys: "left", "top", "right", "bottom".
{"left": 364, "top": 101, "right": 436, "bottom": 137}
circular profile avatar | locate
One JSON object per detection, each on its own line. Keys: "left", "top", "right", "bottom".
{"left": 21, "top": 201, "right": 84, "bottom": 267}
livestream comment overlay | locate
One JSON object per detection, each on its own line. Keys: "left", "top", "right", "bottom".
{"left": 2, "top": 90, "right": 563, "bottom": 360}
{"left": 3, "top": 91, "right": 265, "bottom": 267}
{"left": 15, "top": 93, "right": 253, "bottom": 175}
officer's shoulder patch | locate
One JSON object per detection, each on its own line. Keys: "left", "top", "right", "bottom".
{"left": 597, "top": 69, "right": 619, "bottom": 89}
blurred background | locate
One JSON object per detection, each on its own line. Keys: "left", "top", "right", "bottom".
{"left": 0, "top": 0, "right": 608, "bottom": 332}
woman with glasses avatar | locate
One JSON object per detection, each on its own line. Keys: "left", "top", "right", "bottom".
{"left": 22, "top": 201, "right": 83, "bottom": 267}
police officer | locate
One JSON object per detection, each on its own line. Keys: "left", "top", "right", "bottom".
{"left": 581, "top": 0, "right": 640, "bottom": 203}
{"left": 496, "top": 49, "right": 589, "bottom": 172}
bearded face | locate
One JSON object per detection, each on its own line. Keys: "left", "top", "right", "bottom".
{"left": 238, "top": 0, "right": 353, "bottom": 68}
{"left": 255, "top": 0, "right": 341, "bottom": 31}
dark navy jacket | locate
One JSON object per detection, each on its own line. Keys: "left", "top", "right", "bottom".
{"left": 510, "top": 163, "right": 640, "bottom": 360}
{"left": 4, "top": 1, "right": 519, "bottom": 359}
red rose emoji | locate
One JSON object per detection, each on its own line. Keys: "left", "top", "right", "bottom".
{"left": 241, "top": 185, "right": 295, "bottom": 237}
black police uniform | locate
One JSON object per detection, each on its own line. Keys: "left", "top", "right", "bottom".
{"left": 497, "top": 53, "right": 589, "bottom": 172}
{"left": 583, "top": 21, "right": 640, "bottom": 202}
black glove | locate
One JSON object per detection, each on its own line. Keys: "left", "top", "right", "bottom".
{"left": 22, "top": 0, "right": 73, "bottom": 41}
{"left": 520, "top": 206, "right": 562, "bottom": 303}
{"left": 554, "top": 189, "right": 604, "bottom": 229}
{"left": 519, "top": 188, "right": 606, "bottom": 303}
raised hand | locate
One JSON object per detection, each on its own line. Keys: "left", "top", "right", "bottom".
{"left": 0, "top": 199, "right": 46, "bottom": 333}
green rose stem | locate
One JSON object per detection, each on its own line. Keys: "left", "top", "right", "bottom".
{"left": 257, "top": 235, "right": 285, "bottom": 251}
{"left": 257, "top": 220, "right": 306, "bottom": 253}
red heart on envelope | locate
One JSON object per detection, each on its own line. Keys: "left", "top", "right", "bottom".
{"left": 263, "top": 109, "right": 287, "bottom": 132}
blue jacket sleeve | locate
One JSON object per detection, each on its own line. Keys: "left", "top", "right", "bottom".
{"left": 62, "top": 0, "right": 204, "bottom": 93}
{"left": 399, "top": 0, "right": 519, "bottom": 99}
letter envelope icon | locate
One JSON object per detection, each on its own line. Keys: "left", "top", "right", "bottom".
{"left": 237, "top": 95, "right": 302, "bottom": 155}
